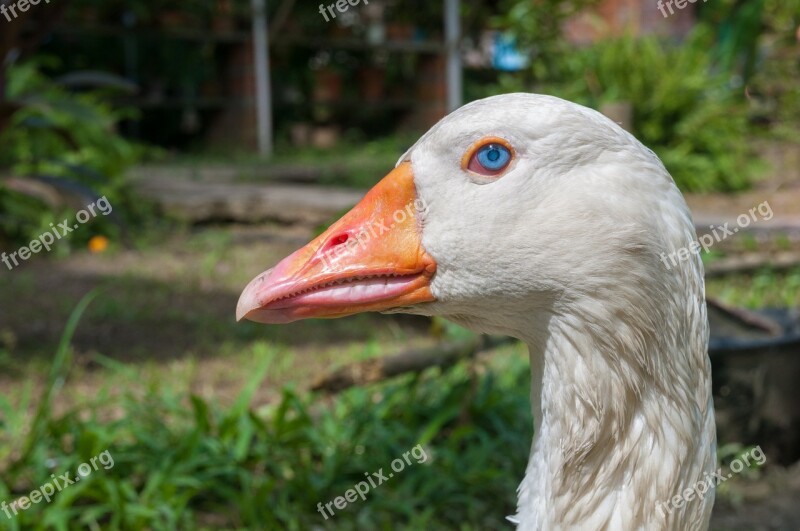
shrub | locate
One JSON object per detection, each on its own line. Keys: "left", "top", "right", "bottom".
{"left": 0, "top": 59, "right": 151, "bottom": 249}
{"left": 490, "top": 5, "right": 766, "bottom": 193}
{"left": 550, "top": 30, "right": 763, "bottom": 192}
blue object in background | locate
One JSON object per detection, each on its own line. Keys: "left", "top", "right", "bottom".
{"left": 493, "top": 33, "right": 528, "bottom": 71}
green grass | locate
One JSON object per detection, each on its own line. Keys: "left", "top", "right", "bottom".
{"left": 0, "top": 281, "right": 785, "bottom": 529}
{"left": 705, "top": 267, "right": 800, "bottom": 308}
{"left": 167, "top": 134, "right": 420, "bottom": 189}
{"left": 0, "top": 229, "right": 795, "bottom": 529}
{"left": 0, "top": 293, "right": 532, "bottom": 530}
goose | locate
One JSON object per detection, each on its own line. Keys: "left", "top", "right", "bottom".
{"left": 236, "top": 93, "right": 716, "bottom": 530}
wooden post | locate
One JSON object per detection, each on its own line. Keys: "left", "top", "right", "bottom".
{"left": 251, "top": 0, "right": 273, "bottom": 157}
{"left": 444, "top": 0, "right": 462, "bottom": 113}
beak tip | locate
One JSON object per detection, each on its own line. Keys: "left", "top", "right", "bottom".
{"left": 235, "top": 284, "right": 258, "bottom": 323}
{"left": 235, "top": 300, "right": 250, "bottom": 322}
{"left": 236, "top": 268, "right": 275, "bottom": 323}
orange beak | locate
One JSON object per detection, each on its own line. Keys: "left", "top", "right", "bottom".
{"left": 236, "top": 162, "right": 437, "bottom": 324}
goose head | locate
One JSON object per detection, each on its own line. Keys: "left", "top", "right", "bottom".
{"left": 237, "top": 94, "right": 716, "bottom": 530}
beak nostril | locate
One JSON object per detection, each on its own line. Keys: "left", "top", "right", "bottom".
{"left": 328, "top": 233, "right": 350, "bottom": 248}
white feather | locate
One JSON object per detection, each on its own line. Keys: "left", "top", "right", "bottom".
{"left": 397, "top": 94, "right": 716, "bottom": 530}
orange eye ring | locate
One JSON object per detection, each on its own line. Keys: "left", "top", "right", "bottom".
{"left": 461, "top": 136, "right": 516, "bottom": 177}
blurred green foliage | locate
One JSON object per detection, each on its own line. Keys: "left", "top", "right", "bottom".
{"left": 697, "top": 0, "right": 765, "bottom": 80}
{"left": 0, "top": 60, "right": 142, "bottom": 179}
{"left": 745, "top": 0, "right": 800, "bottom": 138}
{"left": 697, "top": 0, "right": 800, "bottom": 81}
{"left": 489, "top": 0, "right": 800, "bottom": 192}
{"left": 0, "top": 186, "right": 54, "bottom": 251}
{"left": 491, "top": 0, "right": 602, "bottom": 82}
{"left": 0, "top": 59, "right": 152, "bottom": 248}
{"left": 552, "top": 30, "right": 762, "bottom": 192}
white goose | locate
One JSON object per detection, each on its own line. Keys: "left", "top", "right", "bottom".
{"left": 237, "top": 94, "right": 716, "bottom": 530}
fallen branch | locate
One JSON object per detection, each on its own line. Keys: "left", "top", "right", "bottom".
{"left": 311, "top": 336, "right": 515, "bottom": 393}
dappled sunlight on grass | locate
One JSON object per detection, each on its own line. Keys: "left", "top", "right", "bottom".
{"left": 0, "top": 294, "right": 532, "bottom": 529}
{"left": 705, "top": 268, "right": 800, "bottom": 308}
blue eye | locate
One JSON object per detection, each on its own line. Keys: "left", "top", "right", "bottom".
{"left": 468, "top": 142, "right": 513, "bottom": 175}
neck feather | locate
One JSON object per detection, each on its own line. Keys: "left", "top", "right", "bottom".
{"left": 512, "top": 291, "right": 716, "bottom": 530}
